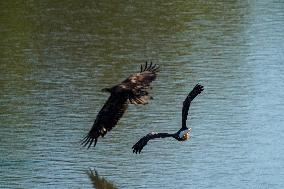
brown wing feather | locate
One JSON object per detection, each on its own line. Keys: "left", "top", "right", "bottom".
{"left": 132, "top": 132, "right": 174, "bottom": 154}
{"left": 181, "top": 84, "right": 204, "bottom": 129}
{"left": 122, "top": 62, "right": 159, "bottom": 105}
{"left": 81, "top": 93, "right": 128, "bottom": 148}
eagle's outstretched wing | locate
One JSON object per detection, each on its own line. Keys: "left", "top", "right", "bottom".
{"left": 122, "top": 62, "right": 159, "bottom": 105}
{"left": 81, "top": 94, "right": 128, "bottom": 148}
{"left": 181, "top": 84, "right": 204, "bottom": 129}
{"left": 132, "top": 132, "right": 174, "bottom": 154}
{"left": 82, "top": 62, "right": 159, "bottom": 149}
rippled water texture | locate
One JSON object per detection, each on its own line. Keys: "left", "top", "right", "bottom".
{"left": 1, "top": 1, "right": 284, "bottom": 188}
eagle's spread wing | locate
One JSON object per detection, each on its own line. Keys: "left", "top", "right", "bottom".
{"left": 81, "top": 94, "right": 128, "bottom": 148}
{"left": 182, "top": 84, "right": 204, "bottom": 129}
{"left": 122, "top": 62, "right": 159, "bottom": 105}
{"left": 132, "top": 132, "right": 174, "bottom": 154}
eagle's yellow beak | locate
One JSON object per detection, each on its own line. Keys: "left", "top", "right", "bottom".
{"left": 183, "top": 132, "right": 190, "bottom": 140}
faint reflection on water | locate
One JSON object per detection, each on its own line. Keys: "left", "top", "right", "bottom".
{"left": 87, "top": 169, "right": 118, "bottom": 189}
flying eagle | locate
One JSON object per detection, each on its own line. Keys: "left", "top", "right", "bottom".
{"left": 81, "top": 62, "right": 159, "bottom": 149}
{"left": 132, "top": 84, "right": 204, "bottom": 154}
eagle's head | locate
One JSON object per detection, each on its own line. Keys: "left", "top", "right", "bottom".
{"left": 179, "top": 128, "right": 191, "bottom": 141}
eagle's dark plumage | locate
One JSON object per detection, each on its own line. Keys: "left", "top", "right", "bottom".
{"left": 132, "top": 84, "right": 204, "bottom": 154}
{"left": 81, "top": 62, "right": 159, "bottom": 149}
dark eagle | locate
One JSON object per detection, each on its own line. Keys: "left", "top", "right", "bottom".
{"left": 132, "top": 84, "right": 204, "bottom": 154}
{"left": 82, "top": 62, "right": 159, "bottom": 149}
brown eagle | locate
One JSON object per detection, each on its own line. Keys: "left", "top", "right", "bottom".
{"left": 81, "top": 62, "right": 159, "bottom": 149}
{"left": 132, "top": 84, "right": 204, "bottom": 154}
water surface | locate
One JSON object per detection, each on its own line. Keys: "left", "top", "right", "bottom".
{"left": 1, "top": 1, "right": 284, "bottom": 188}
